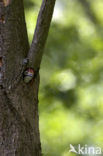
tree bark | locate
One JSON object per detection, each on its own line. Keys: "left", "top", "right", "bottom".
{"left": 0, "top": 0, "right": 56, "bottom": 155}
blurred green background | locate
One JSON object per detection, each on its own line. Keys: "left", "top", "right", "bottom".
{"left": 24, "top": 0, "right": 103, "bottom": 155}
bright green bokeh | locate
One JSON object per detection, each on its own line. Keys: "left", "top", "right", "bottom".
{"left": 24, "top": 0, "right": 103, "bottom": 155}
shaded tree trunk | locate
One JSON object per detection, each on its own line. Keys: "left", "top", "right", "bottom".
{"left": 0, "top": 0, "right": 56, "bottom": 155}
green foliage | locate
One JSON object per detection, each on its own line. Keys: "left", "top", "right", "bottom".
{"left": 24, "top": 0, "right": 103, "bottom": 155}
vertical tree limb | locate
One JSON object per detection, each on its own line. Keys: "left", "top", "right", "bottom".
{"left": 0, "top": 0, "right": 29, "bottom": 89}
{"left": 28, "top": 0, "right": 56, "bottom": 69}
{"left": 78, "top": 0, "right": 99, "bottom": 25}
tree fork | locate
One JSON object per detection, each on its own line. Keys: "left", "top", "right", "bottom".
{"left": 0, "top": 0, "right": 56, "bottom": 155}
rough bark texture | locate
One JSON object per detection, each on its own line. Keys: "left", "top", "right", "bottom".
{"left": 0, "top": 0, "right": 56, "bottom": 155}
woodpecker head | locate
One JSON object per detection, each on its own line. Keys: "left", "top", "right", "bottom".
{"left": 23, "top": 68, "right": 34, "bottom": 83}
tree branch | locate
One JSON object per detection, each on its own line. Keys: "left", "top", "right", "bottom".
{"left": 78, "top": 0, "right": 99, "bottom": 25}
{"left": 28, "top": 0, "right": 56, "bottom": 69}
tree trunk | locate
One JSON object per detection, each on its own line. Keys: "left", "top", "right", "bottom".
{"left": 0, "top": 0, "right": 41, "bottom": 155}
{"left": 0, "top": 0, "right": 56, "bottom": 155}
{"left": 0, "top": 78, "right": 41, "bottom": 156}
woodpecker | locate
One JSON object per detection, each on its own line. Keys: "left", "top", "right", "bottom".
{"left": 23, "top": 68, "right": 34, "bottom": 83}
